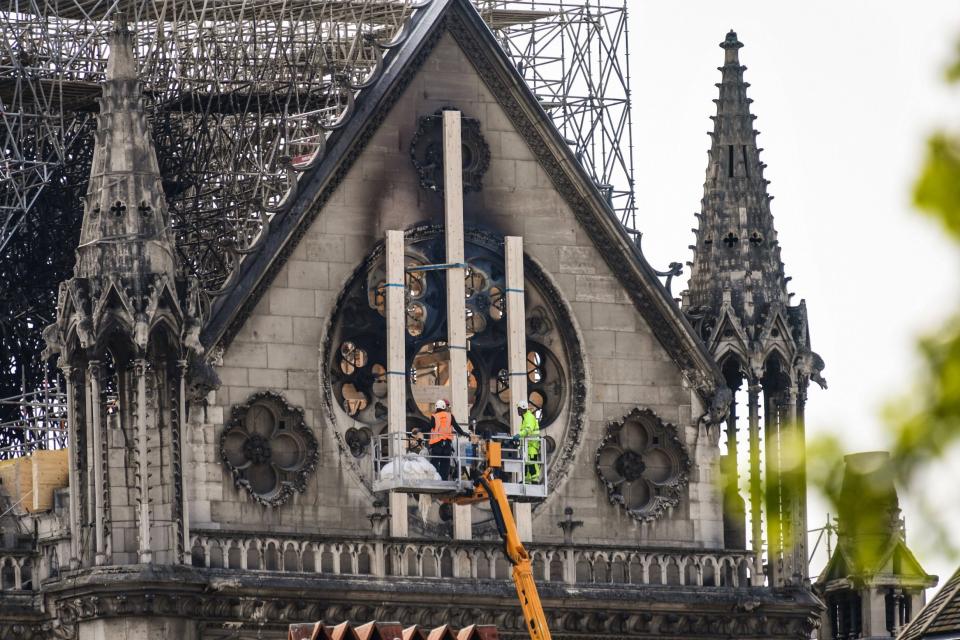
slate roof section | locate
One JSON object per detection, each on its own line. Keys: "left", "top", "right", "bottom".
{"left": 287, "top": 620, "right": 498, "bottom": 640}
{"left": 199, "top": 0, "right": 724, "bottom": 401}
{"left": 900, "top": 566, "right": 960, "bottom": 640}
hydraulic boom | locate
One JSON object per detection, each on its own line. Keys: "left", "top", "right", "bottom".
{"left": 448, "top": 440, "right": 552, "bottom": 640}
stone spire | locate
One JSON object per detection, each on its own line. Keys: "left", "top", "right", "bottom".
{"left": 75, "top": 22, "right": 176, "bottom": 282}
{"left": 680, "top": 30, "right": 826, "bottom": 589}
{"left": 685, "top": 30, "right": 788, "bottom": 323}
{"left": 44, "top": 23, "right": 206, "bottom": 570}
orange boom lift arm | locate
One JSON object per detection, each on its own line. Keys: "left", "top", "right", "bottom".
{"left": 447, "top": 440, "right": 552, "bottom": 640}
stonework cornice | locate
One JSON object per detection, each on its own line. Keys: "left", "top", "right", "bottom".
{"left": 30, "top": 565, "right": 822, "bottom": 639}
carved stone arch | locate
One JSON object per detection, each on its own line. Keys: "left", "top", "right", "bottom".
{"left": 146, "top": 276, "right": 184, "bottom": 319}
{"left": 92, "top": 279, "right": 136, "bottom": 327}
{"left": 708, "top": 306, "right": 750, "bottom": 351}
{"left": 760, "top": 347, "right": 794, "bottom": 392}
{"left": 717, "top": 347, "right": 749, "bottom": 384}
{"left": 146, "top": 319, "right": 183, "bottom": 366}
{"left": 92, "top": 312, "right": 138, "bottom": 360}
{"left": 758, "top": 308, "right": 798, "bottom": 353}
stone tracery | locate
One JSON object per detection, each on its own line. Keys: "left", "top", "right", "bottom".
{"left": 596, "top": 408, "right": 690, "bottom": 522}
{"left": 221, "top": 391, "right": 319, "bottom": 507}
{"left": 324, "top": 226, "right": 585, "bottom": 509}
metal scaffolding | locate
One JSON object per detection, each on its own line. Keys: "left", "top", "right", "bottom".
{"left": 0, "top": 0, "right": 632, "bottom": 455}
{"left": 0, "top": 385, "right": 68, "bottom": 459}
{"left": 479, "top": 1, "right": 634, "bottom": 225}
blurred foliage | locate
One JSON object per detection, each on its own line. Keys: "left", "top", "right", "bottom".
{"left": 886, "top": 35, "right": 960, "bottom": 490}
{"left": 915, "top": 134, "right": 960, "bottom": 239}
{"left": 805, "top": 38, "right": 960, "bottom": 576}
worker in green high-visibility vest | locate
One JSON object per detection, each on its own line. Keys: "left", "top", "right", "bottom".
{"left": 517, "top": 400, "right": 541, "bottom": 483}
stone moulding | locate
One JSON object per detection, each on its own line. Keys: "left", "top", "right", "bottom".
{"left": 220, "top": 391, "right": 319, "bottom": 507}
{"left": 32, "top": 564, "right": 822, "bottom": 640}
{"left": 595, "top": 408, "right": 691, "bottom": 522}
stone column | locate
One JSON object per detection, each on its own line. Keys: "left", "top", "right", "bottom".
{"left": 779, "top": 386, "right": 805, "bottom": 584}
{"left": 794, "top": 384, "right": 809, "bottom": 581}
{"left": 891, "top": 589, "right": 904, "bottom": 636}
{"left": 62, "top": 365, "right": 82, "bottom": 569}
{"left": 133, "top": 359, "right": 152, "bottom": 563}
{"left": 763, "top": 387, "right": 783, "bottom": 586}
{"left": 177, "top": 359, "right": 190, "bottom": 564}
{"left": 88, "top": 360, "right": 107, "bottom": 566}
{"left": 722, "top": 389, "right": 745, "bottom": 549}
{"left": 747, "top": 383, "right": 763, "bottom": 583}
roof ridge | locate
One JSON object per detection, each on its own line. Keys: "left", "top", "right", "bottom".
{"left": 900, "top": 566, "right": 960, "bottom": 640}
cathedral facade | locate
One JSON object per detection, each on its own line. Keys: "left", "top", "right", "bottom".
{"left": 3, "top": 1, "right": 828, "bottom": 638}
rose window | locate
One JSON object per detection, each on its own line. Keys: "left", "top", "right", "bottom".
{"left": 595, "top": 408, "right": 690, "bottom": 521}
{"left": 324, "top": 225, "right": 586, "bottom": 530}
{"left": 221, "top": 392, "right": 319, "bottom": 507}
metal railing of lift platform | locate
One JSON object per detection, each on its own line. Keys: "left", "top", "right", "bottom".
{"left": 372, "top": 432, "right": 547, "bottom": 500}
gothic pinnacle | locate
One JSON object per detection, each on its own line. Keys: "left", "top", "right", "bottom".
{"left": 75, "top": 22, "right": 175, "bottom": 282}
{"left": 684, "top": 30, "right": 789, "bottom": 323}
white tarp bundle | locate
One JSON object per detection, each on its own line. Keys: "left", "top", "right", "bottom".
{"left": 380, "top": 453, "right": 441, "bottom": 482}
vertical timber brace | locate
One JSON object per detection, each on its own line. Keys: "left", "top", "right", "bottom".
{"left": 443, "top": 110, "right": 472, "bottom": 541}
{"left": 505, "top": 236, "right": 532, "bottom": 540}
{"left": 386, "top": 230, "right": 408, "bottom": 538}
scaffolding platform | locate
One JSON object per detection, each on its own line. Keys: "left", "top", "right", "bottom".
{"left": 372, "top": 432, "right": 547, "bottom": 501}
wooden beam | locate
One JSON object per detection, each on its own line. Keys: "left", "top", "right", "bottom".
{"left": 505, "top": 236, "right": 528, "bottom": 432}
{"left": 444, "top": 110, "right": 472, "bottom": 540}
{"left": 505, "top": 235, "right": 532, "bottom": 540}
{"left": 386, "top": 229, "right": 408, "bottom": 538}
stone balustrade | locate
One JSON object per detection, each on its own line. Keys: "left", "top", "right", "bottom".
{"left": 0, "top": 551, "right": 38, "bottom": 591}
{"left": 189, "top": 530, "right": 757, "bottom": 588}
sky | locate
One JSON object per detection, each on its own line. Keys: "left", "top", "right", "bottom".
{"left": 626, "top": 1, "right": 960, "bottom": 590}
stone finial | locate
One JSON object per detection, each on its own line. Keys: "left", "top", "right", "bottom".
{"left": 557, "top": 507, "right": 584, "bottom": 544}
{"left": 369, "top": 500, "right": 390, "bottom": 538}
{"left": 721, "top": 30, "right": 744, "bottom": 64}
{"left": 105, "top": 23, "right": 137, "bottom": 82}
{"left": 721, "top": 30, "right": 743, "bottom": 49}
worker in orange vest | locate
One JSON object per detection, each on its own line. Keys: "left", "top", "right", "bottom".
{"left": 429, "top": 399, "right": 467, "bottom": 480}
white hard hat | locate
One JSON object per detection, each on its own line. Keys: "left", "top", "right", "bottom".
{"left": 517, "top": 400, "right": 529, "bottom": 410}
{"left": 435, "top": 399, "right": 448, "bottom": 411}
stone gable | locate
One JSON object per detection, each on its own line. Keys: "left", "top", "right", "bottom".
{"left": 191, "top": 33, "right": 722, "bottom": 548}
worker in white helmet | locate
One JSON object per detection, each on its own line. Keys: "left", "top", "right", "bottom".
{"left": 517, "top": 400, "right": 542, "bottom": 483}
{"left": 428, "top": 398, "right": 466, "bottom": 480}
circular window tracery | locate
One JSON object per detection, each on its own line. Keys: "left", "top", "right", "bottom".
{"left": 595, "top": 408, "right": 690, "bottom": 522}
{"left": 324, "top": 225, "right": 587, "bottom": 530}
{"left": 220, "top": 391, "right": 319, "bottom": 507}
